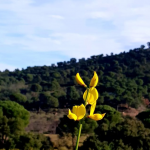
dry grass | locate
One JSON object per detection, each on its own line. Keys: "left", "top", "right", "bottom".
{"left": 0, "top": 149, "right": 20, "bottom": 150}
{"left": 45, "top": 133, "right": 89, "bottom": 150}
{"left": 25, "top": 109, "right": 67, "bottom": 133}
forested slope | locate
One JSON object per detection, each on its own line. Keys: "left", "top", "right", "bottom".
{"left": 1, "top": 43, "right": 150, "bottom": 149}
{"left": 1, "top": 44, "right": 150, "bottom": 110}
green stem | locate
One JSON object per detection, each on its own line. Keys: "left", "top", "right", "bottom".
{"left": 75, "top": 87, "right": 90, "bottom": 150}
{"left": 75, "top": 123, "right": 82, "bottom": 150}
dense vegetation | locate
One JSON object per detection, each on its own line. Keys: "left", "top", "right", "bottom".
{"left": 1, "top": 43, "right": 150, "bottom": 110}
{"left": 0, "top": 101, "right": 53, "bottom": 150}
{"left": 79, "top": 106, "right": 150, "bottom": 150}
{"left": 1, "top": 42, "right": 150, "bottom": 149}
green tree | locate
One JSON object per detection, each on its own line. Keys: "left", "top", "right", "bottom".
{"left": 51, "top": 90, "right": 66, "bottom": 98}
{"left": 136, "top": 110, "right": 150, "bottom": 128}
{"left": 70, "top": 58, "right": 77, "bottom": 64}
{"left": 0, "top": 101, "right": 30, "bottom": 127}
{"left": 80, "top": 70, "right": 88, "bottom": 76}
{"left": 33, "top": 75, "right": 42, "bottom": 83}
{"left": 25, "top": 74, "right": 33, "bottom": 82}
{"left": 10, "top": 93, "right": 27, "bottom": 103}
{"left": 52, "top": 72, "right": 61, "bottom": 78}
{"left": 80, "top": 136, "right": 110, "bottom": 150}
{"left": 50, "top": 80, "right": 61, "bottom": 91}
{"left": 15, "top": 133, "right": 53, "bottom": 150}
{"left": 95, "top": 105, "right": 123, "bottom": 128}
{"left": 39, "top": 93, "right": 59, "bottom": 108}
{"left": 67, "top": 86, "right": 80, "bottom": 101}
{"left": 82, "top": 116, "right": 150, "bottom": 150}
{"left": 30, "top": 83, "right": 42, "bottom": 92}
{"left": 45, "top": 96, "right": 59, "bottom": 108}
{"left": 0, "top": 101, "right": 30, "bottom": 149}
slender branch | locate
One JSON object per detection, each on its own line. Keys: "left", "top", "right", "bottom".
{"left": 75, "top": 124, "right": 82, "bottom": 150}
{"left": 75, "top": 87, "right": 90, "bottom": 150}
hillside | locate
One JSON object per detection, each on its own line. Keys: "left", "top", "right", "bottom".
{"left": 1, "top": 44, "right": 150, "bottom": 111}
{"left": 2, "top": 43, "right": 150, "bottom": 149}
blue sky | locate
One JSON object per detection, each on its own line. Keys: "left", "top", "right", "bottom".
{"left": 0, "top": 0, "right": 150, "bottom": 71}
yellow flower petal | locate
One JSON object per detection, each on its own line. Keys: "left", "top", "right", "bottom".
{"left": 90, "top": 71, "right": 98, "bottom": 87}
{"left": 90, "top": 101, "right": 96, "bottom": 115}
{"left": 68, "top": 104, "right": 86, "bottom": 121}
{"left": 72, "top": 106, "right": 77, "bottom": 114}
{"left": 89, "top": 88, "right": 99, "bottom": 101}
{"left": 75, "top": 73, "right": 87, "bottom": 87}
{"left": 88, "top": 113, "right": 106, "bottom": 121}
{"left": 83, "top": 90, "right": 94, "bottom": 105}
{"left": 83, "top": 88, "right": 98, "bottom": 104}
{"left": 76, "top": 104, "right": 86, "bottom": 120}
{"left": 67, "top": 109, "right": 77, "bottom": 121}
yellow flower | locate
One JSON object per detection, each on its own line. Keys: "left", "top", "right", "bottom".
{"left": 67, "top": 104, "right": 86, "bottom": 121}
{"left": 83, "top": 88, "right": 98, "bottom": 105}
{"left": 75, "top": 73, "right": 87, "bottom": 87}
{"left": 88, "top": 102, "right": 106, "bottom": 121}
{"left": 90, "top": 71, "right": 98, "bottom": 87}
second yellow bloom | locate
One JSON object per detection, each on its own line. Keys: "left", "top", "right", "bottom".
{"left": 90, "top": 71, "right": 98, "bottom": 87}
{"left": 67, "top": 104, "right": 86, "bottom": 121}
{"left": 88, "top": 102, "right": 106, "bottom": 121}
{"left": 83, "top": 88, "right": 98, "bottom": 105}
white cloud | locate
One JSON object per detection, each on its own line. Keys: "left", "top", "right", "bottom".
{"left": 0, "top": 0, "right": 150, "bottom": 70}
{"left": 89, "top": 11, "right": 111, "bottom": 20}
{"left": 51, "top": 15, "right": 64, "bottom": 19}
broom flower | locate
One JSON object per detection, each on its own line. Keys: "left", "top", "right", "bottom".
{"left": 88, "top": 102, "right": 106, "bottom": 121}
{"left": 67, "top": 104, "right": 86, "bottom": 121}
{"left": 68, "top": 71, "right": 105, "bottom": 150}
{"left": 75, "top": 73, "right": 87, "bottom": 87}
{"left": 83, "top": 87, "right": 98, "bottom": 105}
{"left": 90, "top": 71, "right": 98, "bottom": 88}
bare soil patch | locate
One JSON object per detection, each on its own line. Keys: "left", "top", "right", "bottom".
{"left": 25, "top": 109, "right": 67, "bottom": 133}
{"left": 120, "top": 105, "right": 147, "bottom": 117}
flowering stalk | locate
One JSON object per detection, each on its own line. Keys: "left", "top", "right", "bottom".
{"left": 75, "top": 87, "right": 89, "bottom": 150}
{"left": 75, "top": 124, "right": 82, "bottom": 150}
{"left": 68, "top": 72, "right": 105, "bottom": 150}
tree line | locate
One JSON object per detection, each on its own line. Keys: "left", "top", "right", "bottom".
{"left": 0, "top": 43, "right": 150, "bottom": 110}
